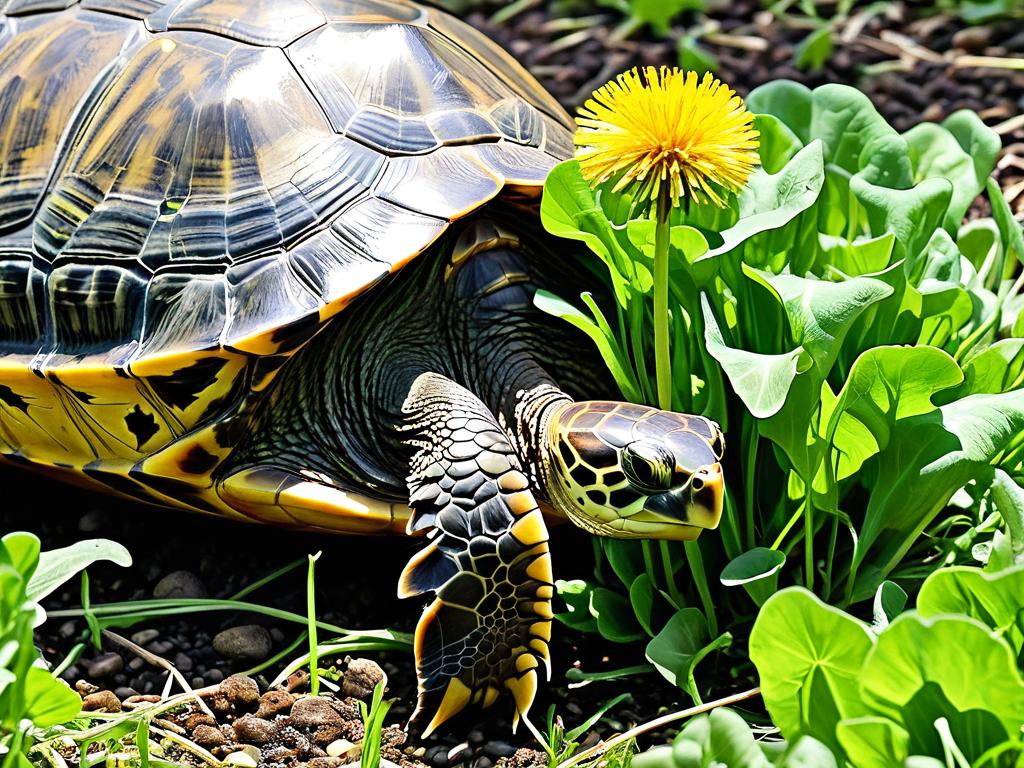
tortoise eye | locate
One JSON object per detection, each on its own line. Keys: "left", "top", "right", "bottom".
{"left": 622, "top": 442, "right": 674, "bottom": 493}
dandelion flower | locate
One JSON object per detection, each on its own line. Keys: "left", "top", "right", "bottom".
{"left": 575, "top": 67, "right": 759, "bottom": 208}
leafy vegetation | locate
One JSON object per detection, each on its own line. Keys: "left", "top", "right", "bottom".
{"left": 358, "top": 680, "right": 393, "bottom": 768}
{"left": 539, "top": 80, "right": 1024, "bottom": 707}
{"left": 0, "top": 533, "right": 130, "bottom": 767}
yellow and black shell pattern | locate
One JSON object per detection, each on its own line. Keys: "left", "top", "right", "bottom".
{"left": 0, "top": 0, "right": 573, "bottom": 519}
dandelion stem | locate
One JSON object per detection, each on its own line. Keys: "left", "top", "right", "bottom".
{"left": 653, "top": 190, "right": 673, "bottom": 411}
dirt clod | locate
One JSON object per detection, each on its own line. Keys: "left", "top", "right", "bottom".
{"left": 193, "top": 724, "right": 228, "bottom": 748}
{"left": 342, "top": 657, "right": 385, "bottom": 699}
{"left": 221, "top": 674, "right": 261, "bottom": 708}
{"left": 496, "top": 749, "right": 547, "bottom": 768}
{"left": 256, "top": 689, "right": 295, "bottom": 719}
{"left": 233, "top": 715, "right": 279, "bottom": 745}
{"left": 81, "top": 689, "right": 122, "bottom": 713}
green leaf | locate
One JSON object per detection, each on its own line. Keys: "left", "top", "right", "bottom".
{"left": 0, "top": 533, "right": 40, "bottom": 583}
{"left": 816, "top": 233, "right": 895, "bottom": 277}
{"left": 22, "top": 666, "right": 81, "bottom": 728}
{"left": 645, "top": 608, "right": 730, "bottom": 699}
{"left": 590, "top": 587, "right": 646, "bottom": 643}
{"left": 720, "top": 547, "right": 785, "bottom": 607}
{"left": 834, "top": 717, "right": 909, "bottom": 768}
{"left": 852, "top": 389, "right": 1024, "bottom": 599}
{"left": 957, "top": 338, "right": 1024, "bottom": 397}
{"left": 941, "top": 111, "right": 1001, "bottom": 200}
{"left": 749, "top": 588, "right": 874, "bottom": 755}
{"left": 988, "top": 177, "right": 1024, "bottom": 276}
{"left": 754, "top": 114, "right": 804, "bottom": 175}
{"left": 916, "top": 564, "right": 1024, "bottom": 655}
{"left": 702, "top": 295, "right": 807, "bottom": 419}
{"left": 673, "top": 708, "right": 773, "bottom": 767}
{"left": 554, "top": 579, "right": 600, "bottom": 634}
{"left": 628, "top": 0, "right": 702, "bottom": 36}
{"left": 860, "top": 613, "right": 1024, "bottom": 759}
{"left": 903, "top": 121, "right": 990, "bottom": 232}
{"left": 677, "top": 35, "right": 717, "bottom": 76}
{"left": 774, "top": 736, "right": 840, "bottom": 767}
{"left": 629, "top": 574, "right": 657, "bottom": 637}
{"left": 823, "top": 346, "right": 964, "bottom": 481}
{"left": 794, "top": 27, "right": 832, "bottom": 72}
{"left": 28, "top": 538, "right": 131, "bottom": 603}
{"left": 744, "top": 269, "right": 893, "bottom": 374}
{"left": 989, "top": 469, "right": 1024, "bottom": 563}
{"left": 871, "top": 581, "right": 907, "bottom": 630}
{"left": 851, "top": 175, "right": 953, "bottom": 263}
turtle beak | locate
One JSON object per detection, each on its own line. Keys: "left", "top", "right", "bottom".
{"left": 642, "top": 462, "right": 723, "bottom": 533}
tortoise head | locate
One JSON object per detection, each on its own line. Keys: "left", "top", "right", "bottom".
{"left": 542, "top": 402, "right": 724, "bottom": 541}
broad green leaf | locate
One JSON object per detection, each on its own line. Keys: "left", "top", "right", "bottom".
{"left": 835, "top": 717, "right": 909, "bottom": 768}
{"left": 852, "top": 389, "right": 1024, "bottom": 599}
{"left": 989, "top": 177, "right": 1024, "bottom": 277}
{"left": 903, "top": 121, "right": 989, "bottom": 232}
{"left": 823, "top": 346, "right": 964, "bottom": 480}
{"left": 989, "top": 469, "right": 1024, "bottom": 563}
{"left": 22, "top": 666, "right": 81, "bottom": 727}
{"left": 942, "top": 111, "right": 1001, "bottom": 202}
{"left": 852, "top": 175, "right": 952, "bottom": 263}
{"left": 590, "top": 587, "right": 646, "bottom": 643}
{"left": 773, "top": 737, "right": 839, "bottom": 767}
{"left": 603, "top": 539, "right": 646, "bottom": 587}
{"left": 754, "top": 114, "right": 803, "bottom": 175}
{"left": 627, "top": 0, "right": 702, "bottom": 36}
{"left": 816, "top": 233, "right": 895, "bottom": 277}
{"left": 794, "top": 27, "right": 832, "bottom": 72}
{"left": 744, "top": 268, "right": 893, "bottom": 374}
{"left": 746, "top": 81, "right": 813, "bottom": 146}
{"left": 629, "top": 574, "right": 657, "bottom": 637}
{"left": 554, "top": 579, "right": 599, "bottom": 634}
{"left": 957, "top": 338, "right": 1024, "bottom": 397}
{"left": 916, "top": 564, "right": 1024, "bottom": 654}
{"left": 957, "top": 218, "right": 1001, "bottom": 277}
{"left": 871, "top": 581, "right": 908, "bottom": 629}
{"left": 673, "top": 708, "right": 773, "bottom": 768}
{"left": 645, "top": 608, "right": 730, "bottom": 699}
{"left": 860, "top": 613, "right": 1024, "bottom": 759}
{"left": 702, "top": 141, "right": 825, "bottom": 260}
{"left": 702, "top": 295, "right": 807, "bottom": 418}
{"left": 28, "top": 538, "right": 131, "bottom": 603}
{"left": 1, "top": 533, "right": 40, "bottom": 583}
{"left": 720, "top": 547, "right": 785, "bottom": 606}
{"left": 677, "top": 35, "right": 717, "bottom": 76}
{"left": 749, "top": 588, "right": 874, "bottom": 754}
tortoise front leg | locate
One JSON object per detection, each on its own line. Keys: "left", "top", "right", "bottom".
{"left": 399, "top": 372, "right": 553, "bottom": 736}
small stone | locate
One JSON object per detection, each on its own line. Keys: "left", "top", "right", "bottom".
{"left": 185, "top": 712, "right": 217, "bottom": 730}
{"left": 192, "top": 676, "right": 205, "bottom": 689}
{"left": 290, "top": 697, "right": 343, "bottom": 729}
{"left": 475, "top": 758, "right": 493, "bottom": 768}
{"left": 483, "top": 742, "right": 517, "bottom": 759}
{"left": 325, "top": 739, "right": 354, "bottom": 758}
{"left": 224, "top": 750, "right": 258, "bottom": 768}
{"left": 220, "top": 675, "right": 260, "bottom": 708}
{"left": 128, "top": 658, "right": 145, "bottom": 672}
{"left": 232, "top": 715, "right": 278, "bottom": 744}
{"left": 341, "top": 658, "right": 385, "bottom": 700}
{"left": 60, "top": 665, "right": 79, "bottom": 683}
{"left": 193, "top": 725, "right": 227, "bottom": 748}
{"left": 468, "top": 730, "right": 485, "bottom": 746}
{"left": 174, "top": 652, "right": 194, "bottom": 673}
{"left": 84, "top": 653, "right": 123, "bottom": 679}
{"left": 213, "top": 626, "right": 272, "bottom": 662}
{"left": 131, "top": 629, "right": 160, "bottom": 646}
{"left": 113, "top": 687, "right": 137, "bottom": 700}
{"left": 75, "top": 680, "right": 99, "bottom": 695}
{"left": 154, "top": 570, "right": 208, "bottom": 600}
{"left": 206, "top": 668, "right": 224, "bottom": 684}
{"left": 256, "top": 689, "right": 295, "bottom": 719}
{"left": 81, "top": 690, "right": 121, "bottom": 713}
{"left": 58, "top": 620, "right": 77, "bottom": 639}
{"left": 426, "top": 745, "right": 449, "bottom": 767}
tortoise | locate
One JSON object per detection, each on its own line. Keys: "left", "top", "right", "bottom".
{"left": 0, "top": 0, "right": 726, "bottom": 734}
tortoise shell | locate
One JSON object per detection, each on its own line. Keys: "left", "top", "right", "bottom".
{"left": 0, "top": 0, "right": 572, "bottom": 514}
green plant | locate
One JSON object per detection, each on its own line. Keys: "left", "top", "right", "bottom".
{"left": 525, "top": 693, "right": 632, "bottom": 767}
{"left": 0, "top": 532, "right": 131, "bottom": 767}
{"left": 540, "top": 80, "right": 1023, "bottom": 701}
{"left": 749, "top": 562, "right": 1024, "bottom": 765}
{"left": 358, "top": 680, "right": 393, "bottom": 768}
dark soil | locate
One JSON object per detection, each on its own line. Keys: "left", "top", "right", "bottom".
{"left": 9, "top": 1, "right": 1024, "bottom": 767}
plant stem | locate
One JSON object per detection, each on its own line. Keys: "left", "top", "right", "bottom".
{"left": 744, "top": 422, "right": 758, "bottom": 550}
{"left": 654, "top": 190, "right": 673, "bottom": 411}
{"left": 307, "top": 551, "right": 322, "bottom": 695}
{"left": 658, "top": 540, "right": 683, "bottom": 608}
{"left": 684, "top": 541, "right": 718, "bottom": 638}
{"left": 805, "top": 492, "right": 815, "bottom": 592}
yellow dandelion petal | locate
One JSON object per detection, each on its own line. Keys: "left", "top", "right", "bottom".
{"left": 574, "top": 67, "right": 760, "bottom": 209}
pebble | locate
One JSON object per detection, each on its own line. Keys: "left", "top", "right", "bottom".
{"left": 213, "top": 625, "right": 272, "bottom": 662}
{"left": 113, "top": 687, "right": 137, "bottom": 700}
{"left": 256, "top": 689, "right": 295, "bottom": 719}
{"left": 81, "top": 690, "right": 121, "bottom": 713}
{"left": 75, "top": 680, "right": 99, "bottom": 695}
{"left": 185, "top": 713, "right": 217, "bottom": 730}
{"left": 131, "top": 629, "right": 160, "bottom": 646}
{"left": 153, "top": 570, "right": 208, "bottom": 599}
{"left": 468, "top": 730, "right": 485, "bottom": 746}
{"left": 174, "top": 652, "right": 194, "bottom": 673}
{"left": 84, "top": 652, "right": 124, "bottom": 679}
{"left": 206, "top": 668, "right": 224, "bottom": 684}
{"left": 474, "top": 758, "right": 493, "bottom": 768}
{"left": 325, "top": 739, "right": 354, "bottom": 758}
{"left": 128, "top": 658, "right": 145, "bottom": 672}
{"left": 341, "top": 658, "right": 385, "bottom": 700}
{"left": 232, "top": 715, "right": 278, "bottom": 744}
{"left": 191, "top": 676, "right": 205, "bottom": 689}
{"left": 58, "top": 620, "right": 77, "bottom": 639}
{"left": 59, "top": 665, "right": 79, "bottom": 684}
{"left": 426, "top": 745, "right": 449, "bottom": 767}
{"left": 448, "top": 744, "right": 472, "bottom": 764}
{"left": 220, "top": 674, "right": 260, "bottom": 707}
{"left": 192, "top": 725, "right": 227, "bottom": 748}
{"left": 224, "top": 750, "right": 258, "bottom": 768}
{"left": 483, "top": 742, "right": 517, "bottom": 759}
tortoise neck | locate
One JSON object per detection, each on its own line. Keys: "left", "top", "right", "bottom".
{"left": 509, "top": 383, "right": 573, "bottom": 502}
